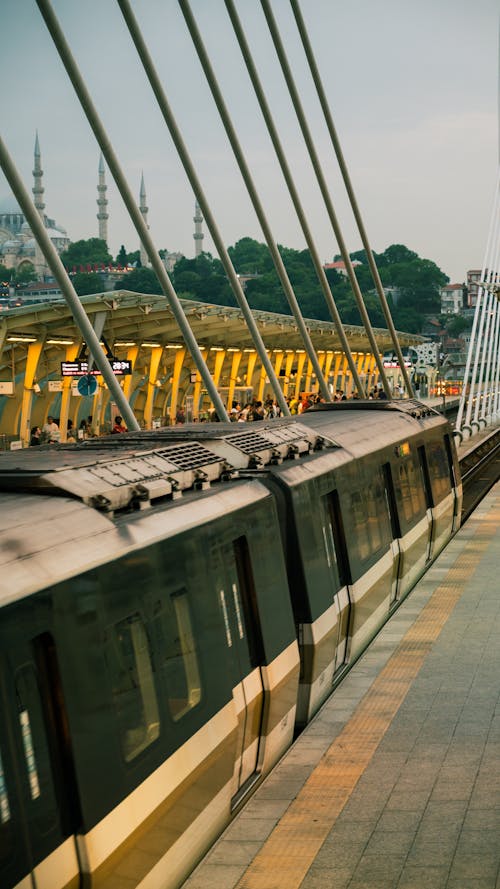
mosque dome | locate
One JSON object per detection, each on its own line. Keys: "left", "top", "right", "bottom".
{"left": 0, "top": 195, "right": 22, "bottom": 215}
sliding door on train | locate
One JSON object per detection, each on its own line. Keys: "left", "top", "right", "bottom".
{"left": 0, "top": 631, "right": 81, "bottom": 889}
{"left": 214, "top": 537, "right": 265, "bottom": 804}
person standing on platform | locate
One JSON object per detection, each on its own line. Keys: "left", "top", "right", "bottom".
{"left": 30, "top": 425, "right": 41, "bottom": 445}
{"left": 111, "top": 415, "right": 126, "bottom": 434}
{"left": 42, "top": 416, "right": 61, "bottom": 444}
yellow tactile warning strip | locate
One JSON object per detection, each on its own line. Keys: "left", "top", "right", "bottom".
{"left": 236, "top": 503, "right": 500, "bottom": 889}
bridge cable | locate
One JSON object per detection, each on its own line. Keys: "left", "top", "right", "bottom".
{"left": 223, "top": 0, "right": 363, "bottom": 397}
{"left": 260, "top": 0, "right": 393, "bottom": 399}
{"left": 35, "top": 0, "right": 231, "bottom": 421}
{"left": 116, "top": 0, "right": 291, "bottom": 416}
{"left": 290, "top": 0, "right": 415, "bottom": 398}
{"left": 0, "top": 135, "right": 141, "bottom": 432}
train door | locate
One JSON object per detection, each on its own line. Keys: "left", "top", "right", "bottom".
{"left": 382, "top": 463, "right": 403, "bottom": 604}
{"left": 0, "top": 630, "right": 81, "bottom": 889}
{"left": 323, "top": 490, "right": 352, "bottom": 670}
{"left": 418, "top": 445, "right": 435, "bottom": 561}
{"left": 216, "top": 536, "right": 266, "bottom": 806}
{"left": 444, "top": 433, "right": 462, "bottom": 532}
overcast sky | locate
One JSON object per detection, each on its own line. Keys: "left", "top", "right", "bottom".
{"left": 1, "top": 0, "right": 498, "bottom": 284}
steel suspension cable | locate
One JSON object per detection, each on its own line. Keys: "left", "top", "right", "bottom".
{"left": 456, "top": 170, "right": 500, "bottom": 432}
{"left": 0, "top": 135, "right": 141, "bottom": 432}
{"left": 178, "top": 0, "right": 332, "bottom": 402}
{"left": 289, "top": 0, "right": 414, "bottom": 398}
{"left": 36, "top": 0, "right": 231, "bottom": 421}
{"left": 223, "top": 0, "right": 364, "bottom": 397}
{"left": 260, "top": 0, "right": 393, "bottom": 399}
{"left": 117, "top": 0, "right": 291, "bottom": 415}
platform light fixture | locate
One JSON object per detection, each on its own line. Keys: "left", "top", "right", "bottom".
{"left": 7, "top": 333, "right": 37, "bottom": 343}
{"left": 46, "top": 337, "right": 75, "bottom": 345}
{"left": 141, "top": 341, "right": 162, "bottom": 348}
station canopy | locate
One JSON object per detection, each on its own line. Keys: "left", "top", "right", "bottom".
{"left": 1, "top": 290, "right": 425, "bottom": 365}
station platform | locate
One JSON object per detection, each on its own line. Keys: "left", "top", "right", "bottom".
{"left": 183, "top": 481, "right": 500, "bottom": 889}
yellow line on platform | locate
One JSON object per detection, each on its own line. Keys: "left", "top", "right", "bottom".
{"left": 236, "top": 499, "right": 500, "bottom": 889}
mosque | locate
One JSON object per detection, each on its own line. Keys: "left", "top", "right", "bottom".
{"left": 0, "top": 134, "right": 204, "bottom": 281}
{"left": 0, "top": 134, "right": 70, "bottom": 279}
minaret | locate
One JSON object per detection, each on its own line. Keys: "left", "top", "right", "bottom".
{"left": 193, "top": 199, "right": 204, "bottom": 257}
{"left": 32, "top": 132, "right": 46, "bottom": 278}
{"left": 139, "top": 173, "right": 149, "bottom": 267}
{"left": 96, "top": 153, "right": 109, "bottom": 244}
{"left": 32, "top": 131, "right": 45, "bottom": 220}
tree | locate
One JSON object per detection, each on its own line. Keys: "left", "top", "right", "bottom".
{"left": 14, "top": 263, "right": 37, "bottom": 285}
{"left": 114, "top": 267, "right": 161, "bottom": 294}
{"left": 72, "top": 272, "right": 104, "bottom": 296}
{"left": 444, "top": 315, "right": 470, "bottom": 337}
{"left": 116, "top": 245, "right": 128, "bottom": 267}
{"left": 60, "top": 238, "right": 112, "bottom": 269}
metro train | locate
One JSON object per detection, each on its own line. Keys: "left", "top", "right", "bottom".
{"left": 0, "top": 399, "right": 461, "bottom": 889}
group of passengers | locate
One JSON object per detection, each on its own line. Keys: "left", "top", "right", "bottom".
{"left": 29, "top": 383, "right": 394, "bottom": 444}
{"left": 29, "top": 413, "right": 120, "bottom": 445}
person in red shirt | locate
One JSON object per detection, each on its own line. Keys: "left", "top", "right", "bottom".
{"left": 111, "top": 415, "right": 126, "bottom": 434}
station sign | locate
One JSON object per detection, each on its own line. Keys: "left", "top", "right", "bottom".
{"left": 61, "top": 359, "right": 132, "bottom": 377}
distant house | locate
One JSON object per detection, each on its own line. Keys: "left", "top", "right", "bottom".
{"left": 323, "top": 259, "right": 362, "bottom": 277}
{"left": 440, "top": 283, "right": 465, "bottom": 315}
{"left": 466, "top": 269, "right": 481, "bottom": 307}
{"left": 16, "top": 281, "right": 63, "bottom": 305}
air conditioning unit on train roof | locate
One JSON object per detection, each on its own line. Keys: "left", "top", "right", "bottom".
{"left": 23, "top": 441, "right": 233, "bottom": 513}
{"left": 204, "top": 421, "right": 335, "bottom": 469}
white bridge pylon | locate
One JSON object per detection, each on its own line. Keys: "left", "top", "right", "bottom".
{"left": 455, "top": 169, "right": 500, "bottom": 441}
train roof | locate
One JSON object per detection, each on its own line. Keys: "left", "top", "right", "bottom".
{"left": 0, "top": 401, "right": 445, "bottom": 516}
{"left": 0, "top": 419, "right": 336, "bottom": 514}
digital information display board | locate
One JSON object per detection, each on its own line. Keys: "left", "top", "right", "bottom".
{"left": 61, "top": 359, "right": 132, "bottom": 377}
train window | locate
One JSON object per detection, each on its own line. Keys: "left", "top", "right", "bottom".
{"left": 0, "top": 750, "right": 10, "bottom": 824}
{"left": 219, "top": 590, "right": 232, "bottom": 647}
{"left": 426, "top": 441, "right": 452, "bottom": 502}
{"left": 348, "top": 473, "right": 390, "bottom": 566}
{"left": 15, "top": 670, "right": 41, "bottom": 801}
{"left": 156, "top": 590, "right": 202, "bottom": 723}
{"left": 418, "top": 446, "right": 433, "bottom": 509}
{"left": 397, "top": 458, "right": 426, "bottom": 523}
{"left": 14, "top": 664, "right": 59, "bottom": 835}
{"left": 324, "top": 490, "right": 350, "bottom": 588}
{"left": 351, "top": 491, "right": 371, "bottom": 562}
{"left": 105, "top": 615, "right": 160, "bottom": 762}
{"left": 19, "top": 709, "right": 40, "bottom": 800}
{"left": 233, "top": 537, "right": 265, "bottom": 669}
{"left": 383, "top": 463, "right": 401, "bottom": 538}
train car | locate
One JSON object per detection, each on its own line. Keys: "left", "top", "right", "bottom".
{"left": 257, "top": 400, "right": 461, "bottom": 724}
{"left": 0, "top": 402, "right": 461, "bottom": 889}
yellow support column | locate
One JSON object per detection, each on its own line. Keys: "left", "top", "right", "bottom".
{"left": 20, "top": 338, "right": 45, "bottom": 445}
{"left": 354, "top": 352, "right": 366, "bottom": 396}
{"left": 122, "top": 346, "right": 140, "bottom": 401}
{"left": 323, "top": 351, "right": 334, "bottom": 397}
{"left": 304, "top": 359, "right": 313, "bottom": 394}
{"left": 227, "top": 349, "right": 242, "bottom": 409}
{"left": 168, "top": 347, "right": 187, "bottom": 423}
{"left": 283, "top": 351, "right": 295, "bottom": 398}
{"left": 339, "top": 355, "right": 349, "bottom": 394}
{"left": 59, "top": 343, "right": 80, "bottom": 441}
{"left": 315, "top": 352, "right": 326, "bottom": 393}
{"left": 144, "top": 346, "right": 164, "bottom": 430}
{"left": 331, "top": 352, "right": 343, "bottom": 392}
{"left": 294, "top": 352, "right": 307, "bottom": 399}
{"left": 245, "top": 351, "right": 258, "bottom": 393}
{"left": 211, "top": 348, "right": 226, "bottom": 389}
{"left": 257, "top": 352, "right": 271, "bottom": 403}
{"left": 192, "top": 348, "right": 208, "bottom": 419}
{"left": 273, "top": 350, "right": 284, "bottom": 401}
